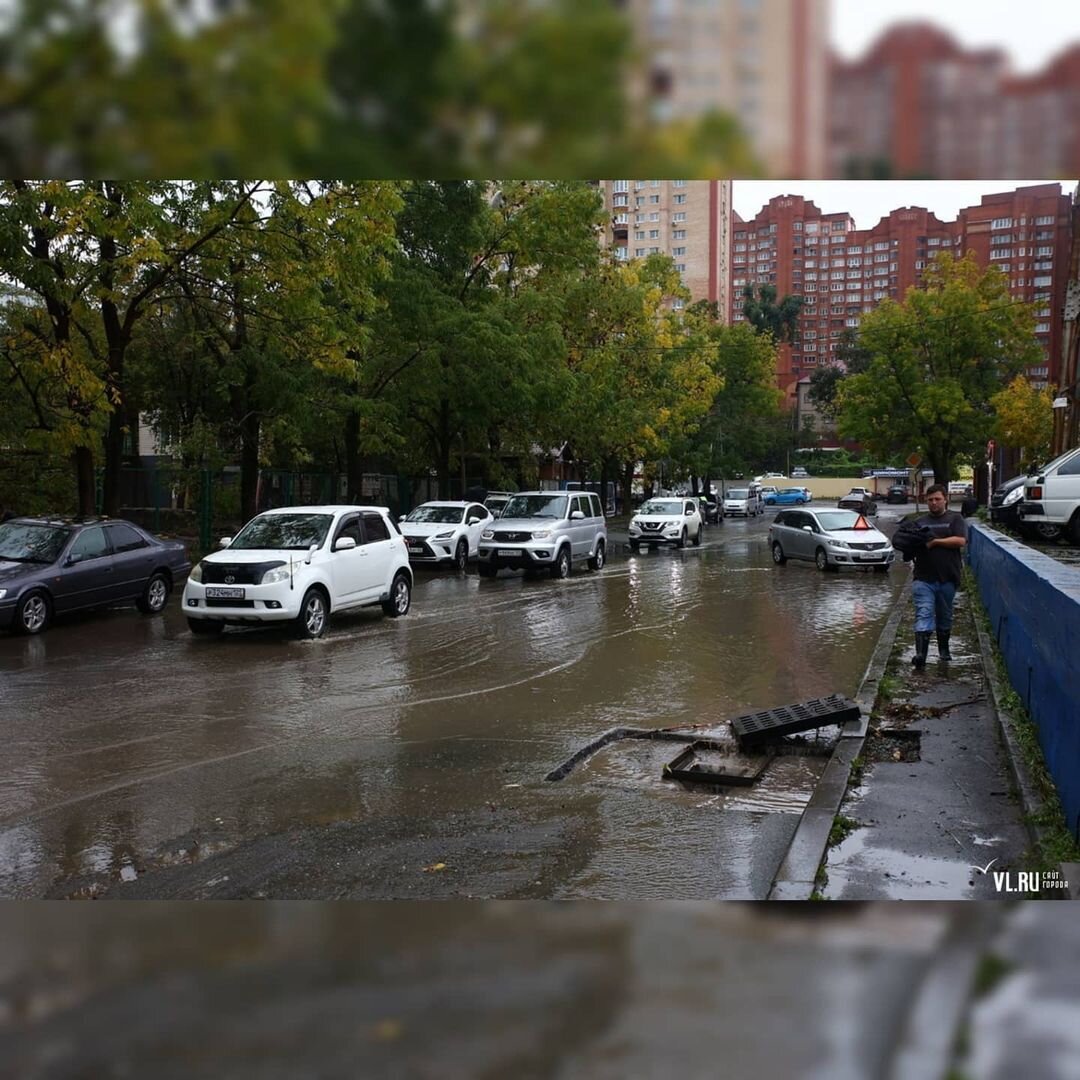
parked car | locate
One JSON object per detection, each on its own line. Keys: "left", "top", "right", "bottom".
{"left": 1017, "top": 446, "right": 1080, "bottom": 543}
{"left": 0, "top": 516, "right": 190, "bottom": 636}
{"left": 764, "top": 487, "right": 810, "bottom": 507}
{"left": 989, "top": 474, "right": 1029, "bottom": 529}
{"left": 768, "top": 508, "right": 895, "bottom": 573}
{"left": 886, "top": 485, "right": 909, "bottom": 505}
{"left": 629, "top": 497, "right": 703, "bottom": 552}
{"left": 699, "top": 497, "right": 720, "bottom": 525}
{"left": 182, "top": 505, "right": 412, "bottom": 639}
{"left": 477, "top": 490, "right": 606, "bottom": 579}
{"left": 400, "top": 501, "right": 492, "bottom": 570}
{"left": 483, "top": 492, "right": 515, "bottom": 518}
{"left": 791, "top": 466, "right": 809, "bottom": 478}
{"left": 837, "top": 489, "right": 878, "bottom": 515}
{"left": 759, "top": 485, "right": 779, "bottom": 499}
{"left": 723, "top": 487, "right": 764, "bottom": 518}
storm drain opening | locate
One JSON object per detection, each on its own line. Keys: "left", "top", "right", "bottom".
{"left": 662, "top": 741, "right": 775, "bottom": 787}
{"left": 865, "top": 727, "right": 922, "bottom": 763}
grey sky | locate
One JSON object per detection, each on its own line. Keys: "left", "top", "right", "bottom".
{"left": 831, "top": 0, "right": 1080, "bottom": 73}
{"left": 733, "top": 181, "right": 1078, "bottom": 227}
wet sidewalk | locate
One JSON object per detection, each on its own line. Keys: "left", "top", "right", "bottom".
{"left": 821, "top": 582, "right": 1034, "bottom": 900}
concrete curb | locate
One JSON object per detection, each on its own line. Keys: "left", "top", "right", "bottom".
{"left": 767, "top": 577, "right": 909, "bottom": 900}
{"left": 968, "top": 572, "right": 1074, "bottom": 895}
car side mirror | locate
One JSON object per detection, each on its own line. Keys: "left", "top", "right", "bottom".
{"left": 685, "top": 509, "right": 694, "bottom": 515}
{"left": 218, "top": 537, "right": 232, "bottom": 548}
{"left": 64, "top": 555, "right": 76, "bottom": 567}
{"left": 802, "top": 525, "right": 813, "bottom": 533}
{"left": 334, "top": 536, "right": 357, "bottom": 551}
{"left": 304, "top": 542, "right": 318, "bottom": 565}
{"left": 570, "top": 510, "right": 585, "bottom": 520}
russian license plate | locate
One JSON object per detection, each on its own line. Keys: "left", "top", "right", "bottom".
{"left": 205, "top": 587, "right": 245, "bottom": 599}
{"left": 408, "top": 545, "right": 425, "bottom": 554}
{"left": 497, "top": 549, "right": 523, "bottom": 558}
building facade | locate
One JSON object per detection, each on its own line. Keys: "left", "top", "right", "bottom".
{"left": 618, "top": 0, "right": 829, "bottom": 177}
{"left": 599, "top": 180, "right": 732, "bottom": 314}
{"left": 732, "top": 184, "right": 1072, "bottom": 413}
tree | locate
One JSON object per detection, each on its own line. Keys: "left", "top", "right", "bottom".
{"left": 991, "top": 375, "right": 1055, "bottom": 466}
{"left": 836, "top": 253, "right": 1043, "bottom": 483}
{"left": 741, "top": 284, "right": 804, "bottom": 343}
{"left": 806, "top": 328, "right": 873, "bottom": 424}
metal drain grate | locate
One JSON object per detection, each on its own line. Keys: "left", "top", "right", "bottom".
{"left": 731, "top": 695, "right": 861, "bottom": 748}
{"left": 663, "top": 741, "right": 774, "bottom": 786}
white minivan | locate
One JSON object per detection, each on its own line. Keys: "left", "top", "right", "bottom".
{"left": 1018, "top": 446, "right": 1080, "bottom": 543}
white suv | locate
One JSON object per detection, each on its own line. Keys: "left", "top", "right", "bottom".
{"left": 629, "top": 496, "right": 703, "bottom": 551}
{"left": 1018, "top": 446, "right": 1080, "bottom": 543}
{"left": 182, "top": 505, "right": 413, "bottom": 638}
{"left": 477, "top": 490, "right": 606, "bottom": 579}
{"left": 400, "top": 501, "right": 493, "bottom": 570}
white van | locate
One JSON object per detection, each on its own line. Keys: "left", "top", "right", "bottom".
{"left": 1018, "top": 446, "right": 1080, "bottom": 543}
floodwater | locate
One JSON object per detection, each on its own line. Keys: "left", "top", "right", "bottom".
{"left": 0, "top": 508, "right": 908, "bottom": 899}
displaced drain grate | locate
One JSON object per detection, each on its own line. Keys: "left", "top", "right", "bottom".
{"left": 731, "top": 694, "right": 861, "bottom": 748}
{"left": 663, "top": 741, "right": 774, "bottom": 786}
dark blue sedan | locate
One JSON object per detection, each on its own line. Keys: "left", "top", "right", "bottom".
{"left": 0, "top": 517, "right": 191, "bottom": 635}
{"left": 764, "top": 488, "right": 810, "bottom": 506}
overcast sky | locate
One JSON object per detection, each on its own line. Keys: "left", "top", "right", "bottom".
{"left": 733, "top": 181, "right": 1079, "bottom": 226}
{"left": 831, "top": 0, "right": 1080, "bottom": 73}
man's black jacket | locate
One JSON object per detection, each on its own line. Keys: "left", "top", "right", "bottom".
{"left": 891, "top": 519, "right": 934, "bottom": 561}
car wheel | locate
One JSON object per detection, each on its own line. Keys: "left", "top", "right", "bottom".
{"left": 382, "top": 572, "right": 411, "bottom": 617}
{"left": 14, "top": 590, "right": 51, "bottom": 635}
{"left": 295, "top": 587, "right": 329, "bottom": 639}
{"left": 797, "top": 497, "right": 806, "bottom": 505}
{"left": 1069, "top": 511, "right": 1080, "bottom": 546}
{"left": 550, "top": 545, "right": 571, "bottom": 579}
{"left": 137, "top": 571, "right": 170, "bottom": 614}
{"left": 692, "top": 525, "right": 702, "bottom": 547}
{"left": 771, "top": 542, "right": 787, "bottom": 565}
{"left": 187, "top": 618, "right": 223, "bottom": 636}
{"left": 453, "top": 538, "right": 468, "bottom": 572}
{"left": 677, "top": 528, "right": 687, "bottom": 549}
{"left": 478, "top": 563, "right": 497, "bottom": 578}
{"left": 588, "top": 540, "right": 606, "bottom": 571}
{"left": 1033, "top": 521, "right": 1062, "bottom": 542}
{"left": 815, "top": 547, "right": 830, "bottom": 572}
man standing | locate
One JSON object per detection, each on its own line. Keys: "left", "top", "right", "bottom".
{"left": 910, "top": 484, "right": 968, "bottom": 669}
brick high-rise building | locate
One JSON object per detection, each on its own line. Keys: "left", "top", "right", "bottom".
{"left": 732, "top": 184, "right": 1072, "bottom": 409}
{"left": 619, "top": 0, "right": 829, "bottom": 177}
{"left": 600, "top": 180, "right": 732, "bottom": 315}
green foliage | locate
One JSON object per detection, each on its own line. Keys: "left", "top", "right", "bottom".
{"left": 741, "top": 283, "right": 804, "bottom": 343}
{"left": 836, "top": 253, "right": 1042, "bottom": 482}
{"left": 990, "top": 375, "right": 1054, "bottom": 465}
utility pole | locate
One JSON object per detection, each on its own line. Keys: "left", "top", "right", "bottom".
{"left": 1051, "top": 182, "right": 1080, "bottom": 456}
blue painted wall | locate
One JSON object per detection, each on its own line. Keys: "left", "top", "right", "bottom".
{"left": 967, "top": 524, "right": 1080, "bottom": 840}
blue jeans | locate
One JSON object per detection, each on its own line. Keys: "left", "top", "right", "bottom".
{"left": 912, "top": 579, "right": 957, "bottom": 633}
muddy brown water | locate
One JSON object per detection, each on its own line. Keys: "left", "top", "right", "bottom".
{"left": 0, "top": 509, "right": 908, "bottom": 899}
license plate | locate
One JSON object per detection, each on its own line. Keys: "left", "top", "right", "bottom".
{"left": 408, "top": 545, "right": 425, "bottom": 554}
{"left": 205, "top": 587, "right": 245, "bottom": 599}
{"left": 497, "top": 549, "right": 523, "bottom": 557}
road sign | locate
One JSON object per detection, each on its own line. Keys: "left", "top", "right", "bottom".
{"left": 906, "top": 452, "right": 922, "bottom": 467}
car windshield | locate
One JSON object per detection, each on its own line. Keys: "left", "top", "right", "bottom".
{"left": 500, "top": 495, "right": 568, "bottom": 519}
{"left": 727, "top": 489, "right": 748, "bottom": 499}
{"left": 639, "top": 500, "right": 683, "bottom": 515}
{"left": 406, "top": 506, "right": 464, "bottom": 524}
{"left": 229, "top": 513, "right": 334, "bottom": 550}
{"left": 816, "top": 511, "right": 867, "bottom": 531}
{"left": 0, "top": 522, "right": 71, "bottom": 563}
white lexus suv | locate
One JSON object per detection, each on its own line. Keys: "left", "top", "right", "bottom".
{"left": 182, "top": 505, "right": 413, "bottom": 638}
{"left": 400, "top": 501, "right": 493, "bottom": 570}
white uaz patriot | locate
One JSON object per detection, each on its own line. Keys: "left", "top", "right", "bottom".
{"left": 182, "top": 505, "right": 413, "bottom": 639}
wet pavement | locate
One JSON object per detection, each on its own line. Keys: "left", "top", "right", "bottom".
{"left": 1, "top": 507, "right": 910, "bottom": 900}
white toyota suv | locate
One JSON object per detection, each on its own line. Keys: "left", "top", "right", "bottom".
{"left": 182, "top": 505, "right": 413, "bottom": 638}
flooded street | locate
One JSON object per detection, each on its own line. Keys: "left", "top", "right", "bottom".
{"left": 0, "top": 509, "right": 908, "bottom": 899}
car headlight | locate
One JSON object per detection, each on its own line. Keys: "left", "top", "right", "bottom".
{"left": 532, "top": 529, "right": 551, "bottom": 539}
{"left": 629, "top": 522, "right": 640, "bottom": 533}
{"left": 1003, "top": 487, "right": 1023, "bottom": 506}
{"left": 481, "top": 529, "right": 494, "bottom": 540}
{"left": 261, "top": 565, "right": 292, "bottom": 585}
{"left": 432, "top": 531, "right": 454, "bottom": 540}
{"left": 828, "top": 540, "right": 850, "bottom": 549}
{"left": 0, "top": 589, "right": 6, "bottom": 600}
{"left": 189, "top": 562, "right": 204, "bottom": 583}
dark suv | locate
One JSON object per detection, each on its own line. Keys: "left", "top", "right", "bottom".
{"left": 0, "top": 517, "right": 190, "bottom": 635}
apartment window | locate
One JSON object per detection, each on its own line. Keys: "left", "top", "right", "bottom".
{"left": 831, "top": 283, "right": 844, "bottom": 292}
{"left": 804, "top": 272, "right": 817, "bottom": 281}
{"left": 1033, "top": 276, "right": 1053, "bottom": 287}
{"left": 846, "top": 317, "right": 859, "bottom": 327}
{"left": 635, "top": 196, "right": 645, "bottom": 206}
{"left": 735, "top": 231, "right": 746, "bottom": 240}
{"left": 734, "top": 243, "right": 746, "bottom": 252}
{"left": 672, "top": 180, "right": 687, "bottom": 188}
{"left": 649, "top": 212, "right": 660, "bottom": 222}
{"left": 1034, "top": 260, "right": 1053, "bottom": 271}
{"left": 635, "top": 213, "right": 645, "bottom": 223}
{"left": 673, "top": 246, "right": 686, "bottom": 256}
{"left": 991, "top": 217, "right": 1013, "bottom": 229}
{"left": 928, "top": 237, "right": 941, "bottom": 246}
{"left": 874, "top": 253, "right": 888, "bottom": 263}
{"left": 673, "top": 229, "right": 687, "bottom": 240}
{"left": 635, "top": 248, "right": 646, "bottom": 257}
{"left": 648, "top": 195, "right": 660, "bottom": 205}
{"left": 847, "top": 294, "right": 860, "bottom": 303}
{"left": 673, "top": 194, "right": 687, "bottom": 204}
{"left": 613, "top": 213, "right": 628, "bottom": 225}
{"left": 1035, "top": 215, "right": 1055, "bottom": 225}
{"left": 806, "top": 222, "right": 819, "bottom": 234}
{"left": 613, "top": 194, "right": 628, "bottom": 207}
{"left": 915, "top": 260, "right": 925, "bottom": 269}
{"left": 649, "top": 180, "right": 660, "bottom": 187}
{"left": 612, "top": 180, "right": 629, "bottom": 193}
{"left": 672, "top": 298, "right": 684, "bottom": 310}
{"left": 650, "top": 247, "right": 660, "bottom": 254}
{"left": 847, "top": 258, "right": 862, "bottom": 268}
{"left": 990, "top": 250, "right": 1011, "bottom": 260}
{"left": 991, "top": 234, "right": 1013, "bottom": 245}
{"left": 673, "top": 212, "right": 686, "bottom": 222}
{"left": 874, "top": 241, "right": 889, "bottom": 251}
{"left": 793, "top": 221, "right": 803, "bottom": 232}
{"left": 1036, "top": 246, "right": 1053, "bottom": 257}
{"left": 805, "top": 283, "right": 817, "bottom": 292}
{"left": 648, "top": 229, "right": 660, "bottom": 238}
{"left": 635, "top": 231, "right": 645, "bottom": 240}
{"left": 675, "top": 263, "right": 686, "bottom": 272}
{"left": 615, "top": 247, "right": 628, "bottom": 261}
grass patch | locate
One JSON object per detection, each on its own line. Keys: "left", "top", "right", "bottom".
{"left": 849, "top": 756, "right": 866, "bottom": 785}
{"left": 828, "top": 814, "right": 860, "bottom": 848}
{"left": 972, "top": 952, "right": 1013, "bottom": 999}
{"left": 965, "top": 569, "right": 1080, "bottom": 870}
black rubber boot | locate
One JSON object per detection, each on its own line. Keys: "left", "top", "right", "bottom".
{"left": 937, "top": 631, "right": 952, "bottom": 662}
{"left": 912, "top": 631, "right": 931, "bottom": 669}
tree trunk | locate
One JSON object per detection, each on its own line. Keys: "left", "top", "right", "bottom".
{"left": 344, "top": 409, "right": 361, "bottom": 502}
{"left": 240, "top": 408, "right": 260, "bottom": 523}
{"left": 690, "top": 476, "right": 700, "bottom": 496}
{"left": 621, "top": 460, "right": 635, "bottom": 518}
{"left": 436, "top": 399, "right": 451, "bottom": 499}
{"left": 74, "top": 446, "right": 96, "bottom": 516}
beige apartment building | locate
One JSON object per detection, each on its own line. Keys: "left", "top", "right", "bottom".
{"left": 617, "top": 0, "right": 829, "bottom": 177}
{"left": 598, "top": 180, "right": 732, "bottom": 315}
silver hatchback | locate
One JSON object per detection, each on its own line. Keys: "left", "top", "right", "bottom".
{"left": 768, "top": 508, "right": 895, "bottom": 573}
{"left": 477, "top": 490, "right": 607, "bottom": 579}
